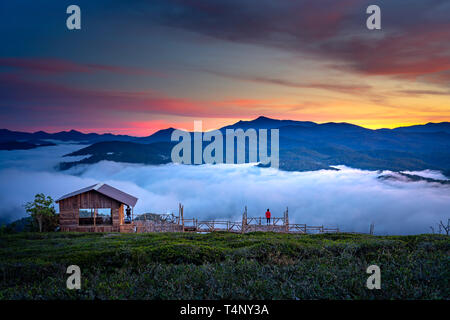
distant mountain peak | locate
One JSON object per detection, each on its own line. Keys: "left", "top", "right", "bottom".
{"left": 392, "top": 122, "right": 450, "bottom": 134}
{"left": 254, "top": 116, "right": 275, "bottom": 121}
{"left": 158, "top": 127, "right": 175, "bottom": 132}
{"left": 221, "top": 116, "right": 318, "bottom": 131}
{"left": 150, "top": 127, "right": 175, "bottom": 136}
{"left": 232, "top": 116, "right": 278, "bottom": 125}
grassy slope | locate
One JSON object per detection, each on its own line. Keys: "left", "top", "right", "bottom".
{"left": 0, "top": 232, "right": 448, "bottom": 300}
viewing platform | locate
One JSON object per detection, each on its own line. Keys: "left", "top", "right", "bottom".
{"left": 56, "top": 184, "right": 339, "bottom": 234}
{"left": 123, "top": 205, "right": 340, "bottom": 234}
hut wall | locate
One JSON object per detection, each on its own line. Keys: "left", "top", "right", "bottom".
{"left": 58, "top": 190, "right": 122, "bottom": 232}
{"left": 118, "top": 204, "right": 124, "bottom": 225}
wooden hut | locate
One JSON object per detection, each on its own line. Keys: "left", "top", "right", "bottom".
{"left": 56, "top": 183, "right": 138, "bottom": 232}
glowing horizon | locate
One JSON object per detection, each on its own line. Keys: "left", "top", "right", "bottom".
{"left": 6, "top": 116, "right": 448, "bottom": 138}
{"left": 1, "top": 1, "right": 449, "bottom": 136}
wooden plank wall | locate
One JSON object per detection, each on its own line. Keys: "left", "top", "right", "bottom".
{"left": 58, "top": 190, "right": 122, "bottom": 232}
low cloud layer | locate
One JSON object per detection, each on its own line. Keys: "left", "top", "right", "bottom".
{"left": 1, "top": 145, "right": 449, "bottom": 235}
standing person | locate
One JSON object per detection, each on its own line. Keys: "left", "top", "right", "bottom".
{"left": 125, "top": 206, "right": 131, "bottom": 223}
{"left": 265, "top": 208, "right": 271, "bottom": 225}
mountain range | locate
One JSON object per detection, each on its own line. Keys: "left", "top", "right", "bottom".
{"left": 1, "top": 117, "right": 450, "bottom": 176}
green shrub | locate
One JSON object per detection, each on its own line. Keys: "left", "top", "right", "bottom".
{"left": 0, "top": 232, "right": 448, "bottom": 299}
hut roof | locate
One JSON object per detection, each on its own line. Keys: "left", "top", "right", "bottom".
{"left": 56, "top": 183, "right": 138, "bottom": 207}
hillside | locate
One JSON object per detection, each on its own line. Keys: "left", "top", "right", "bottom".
{"left": 0, "top": 232, "right": 448, "bottom": 299}
{"left": 0, "top": 129, "right": 137, "bottom": 144}
{"left": 0, "top": 140, "right": 55, "bottom": 151}
{"left": 391, "top": 122, "right": 450, "bottom": 134}
{"left": 59, "top": 141, "right": 175, "bottom": 169}
{"left": 56, "top": 118, "right": 450, "bottom": 175}
{"left": 1, "top": 118, "right": 450, "bottom": 174}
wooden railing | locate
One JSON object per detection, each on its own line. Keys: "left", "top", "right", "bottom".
{"left": 197, "top": 220, "right": 242, "bottom": 233}
{"left": 246, "top": 217, "right": 285, "bottom": 226}
{"left": 130, "top": 205, "right": 340, "bottom": 234}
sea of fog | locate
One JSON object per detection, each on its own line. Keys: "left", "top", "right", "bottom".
{"left": 0, "top": 143, "right": 449, "bottom": 235}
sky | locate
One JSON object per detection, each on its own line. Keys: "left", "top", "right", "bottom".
{"left": 0, "top": 0, "right": 449, "bottom": 135}
{"left": 1, "top": 144, "right": 449, "bottom": 234}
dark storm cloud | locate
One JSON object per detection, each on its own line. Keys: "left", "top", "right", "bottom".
{"left": 146, "top": 0, "right": 450, "bottom": 82}
{"left": 2, "top": 0, "right": 449, "bottom": 81}
{"left": 0, "top": 57, "right": 165, "bottom": 76}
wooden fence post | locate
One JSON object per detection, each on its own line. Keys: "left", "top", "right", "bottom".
{"left": 180, "top": 203, "right": 185, "bottom": 232}
{"left": 242, "top": 206, "right": 247, "bottom": 234}
{"left": 285, "top": 207, "right": 289, "bottom": 232}
{"left": 93, "top": 207, "right": 97, "bottom": 232}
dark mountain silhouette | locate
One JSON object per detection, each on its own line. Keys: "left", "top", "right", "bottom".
{"left": 389, "top": 122, "right": 450, "bottom": 134}
{"left": 378, "top": 172, "right": 450, "bottom": 185}
{"left": 0, "top": 129, "right": 137, "bottom": 145}
{"left": 38, "top": 117, "right": 450, "bottom": 176}
{"left": 221, "top": 116, "right": 317, "bottom": 131}
{"left": 0, "top": 140, "right": 56, "bottom": 151}
{"left": 2, "top": 118, "right": 449, "bottom": 144}
{"left": 60, "top": 141, "right": 174, "bottom": 170}
{"left": 1, "top": 117, "right": 450, "bottom": 175}
{"left": 135, "top": 128, "right": 176, "bottom": 144}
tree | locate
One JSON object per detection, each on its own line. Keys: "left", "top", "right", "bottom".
{"left": 439, "top": 219, "right": 449, "bottom": 235}
{"left": 25, "top": 193, "right": 56, "bottom": 232}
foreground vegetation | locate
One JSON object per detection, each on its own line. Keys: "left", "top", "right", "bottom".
{"left": 0, "top": 232, "right": 448, "bottom": 299}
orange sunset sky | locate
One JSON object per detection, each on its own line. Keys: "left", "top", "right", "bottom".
{"left": 1, "top": 0, "right": 449, "bottom": 136}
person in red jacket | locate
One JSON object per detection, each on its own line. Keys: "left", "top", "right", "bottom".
{"left": 265, "top": 209, "right": 271, "bottom": 225}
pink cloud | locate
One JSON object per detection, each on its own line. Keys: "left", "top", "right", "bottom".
{"left": 325, "top": 25, "right": 450, "bottom": 82}
{"left": 0, "top": 57, "right": 165, "bottom": 77}
{"left": 0, "top": 73, "right": 302, "bottom": 131}
{"left": 204, "top": 69, "right": 373, "bottom": 95}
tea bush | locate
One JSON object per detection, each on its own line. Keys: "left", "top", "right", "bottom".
{"left": 0, "top": 232, "right": 448, "bottom": 299}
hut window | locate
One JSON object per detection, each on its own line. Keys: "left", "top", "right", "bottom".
{"left": 79, "top": 208, "right": 112, "bottom": 225}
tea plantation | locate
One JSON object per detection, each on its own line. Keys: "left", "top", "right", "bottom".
{"left": 0, "top": 232, "right": 448, "bottom": 299}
